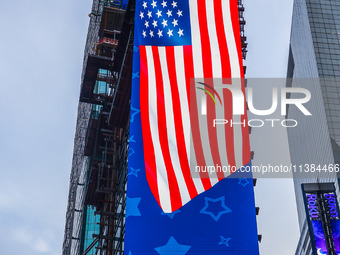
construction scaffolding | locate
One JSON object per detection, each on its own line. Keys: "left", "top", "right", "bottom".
{"left": 63, "top": 0, "right": 247, "bottom": 254}
{"left": 63, "top": 0, "right": 133, "bottom": 254}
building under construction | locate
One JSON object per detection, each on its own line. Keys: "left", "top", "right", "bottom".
{"left": 62, "top": 0, "right": 249, "bottom": 254}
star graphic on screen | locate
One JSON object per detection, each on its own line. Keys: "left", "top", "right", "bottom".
{"left": 128, "top": 167, "right": 140, "bottom": 177}
{"left": 171, "top": 1, "right": 177, "bottom": 8}
{"left": 161, "top": 209, "right": 181, "bottom": 219}
{"left": 145, "top": 20, "right": 149, "bottom": 28}
{"left": 157, "top": 29, "right": 163, "bottom": 37}
{"left": 238, "top": 178, "right": 249, "bottom": 187}
{"left": 132, "top": 72, "right": 140, "bottom": 79}
{"left": 155, "top": 237, "right": 191, "bottom": 255}
{"left": 129, "top": 135, "right": 136, "bottom": 143}
{"left": 142, "top": 1, "right": 147, "bottom": 9}
{"left": 166, "top": 9, "right": 172, "bottom": 17}
{"left": 167, "top": 29, "right": 173, "bottom": 37}
{"left": 162, "top": 19, "right": 168, "bottom": 27}
{"left": 130, "top": 105, "right": 140, "bottom": 123}
{"left": 219, "top": 236, "right": 231, "bottom": 247}
{"left": 128, "top": 148, "right": 135, "bottom": 157}
{"left": 200, "top": 196, "right": 232, "bottom": 221}
{"left": 156, "top": 9, "right": 162, "bottom": 18}
{"left": 161, "top": 0, "right": 167, "bottom": 8}
{"left": 151, "top": 0, "right": 157, "bottom": 8}
{"left": 126, "top": 197, "right": 141, "bottom": 218}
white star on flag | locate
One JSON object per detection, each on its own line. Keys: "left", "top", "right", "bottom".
{"left": 177, "top": 9, "right": 182, "bottom": 17}
{"left": 177, "top": 28, "right": 183, "bottom": 37}
{"left": 144, "top": 20, "right": 149, "bottom": 28}
{"left": 156, "top": 9, "right": 162, "bottom": 18}
{"left": 151, "top": 0, "right": 157, "bottom": 8}
{"left": 171, "top": 1, "right": 177, "bottom": 8}
{"left": 157, "top": 29, "right": 163, "bottom": 37}
{"left": 161, "top": 0, "right": 167, "bottom": 8}
{"left": 167, "top": 28, "right": 173, "bottom": 37}
{"left": 166, "top": 9, "right": 172, "bottom": 17}
{"left": 152, "top": 20, "right": 158, "bottom": 28}
{"left": 172, "top": 19, "right": 178, "bottom": 27}
{"left": 149, "top": 30, "right": 154, "bottom": 37}
{"left": 162, "top": 19, "right": 168, "bottom": 27}
{"left": 142, "top": 1, "right": 147, "bottom": 9}
{"left": 140, "top": 11, "right": 144, "bottom": 19}
{"left": 147, "top": 10, "right": 152, "bottom": 18}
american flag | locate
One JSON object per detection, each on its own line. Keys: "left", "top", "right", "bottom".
{"left": 137, "top": 0, "right": 250, "bottom": 213}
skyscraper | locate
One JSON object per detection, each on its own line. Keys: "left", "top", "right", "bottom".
{"left": 287, "top": 0, "right": 340, "bottom": 254}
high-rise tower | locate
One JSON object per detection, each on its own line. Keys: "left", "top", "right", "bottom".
{"left": 287, "top": 0, "right": 340, "bottom": 254}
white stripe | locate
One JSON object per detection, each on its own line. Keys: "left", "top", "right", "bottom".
{"left": 174, "top": 46, "right": 205, "bottom": 194}
{"left": 189, "top": 0, "right": 219, "bottom": 187}
{"left": 189, "top": 0, "right": 204, "bottom": 78}
{"left": 206, "top": 0, "right": 222, "bottom": 78}
{"left": 222, "top": 0, "right": 244, "bottom": 169}
{"left": 206, "top": 1, "right": 230, "bottom": 176}
{"left": 158, "top": 47, "right": 191, "bottom": 206}
{"left": 174, "top": 47, "right": 191, "bottom": 168}
{"left": 145, "top": 46, "right": 172, "bottom": 212}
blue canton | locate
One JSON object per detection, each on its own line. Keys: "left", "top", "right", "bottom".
{"left": 136, "top": 0, "right": 191, "bottom": 46}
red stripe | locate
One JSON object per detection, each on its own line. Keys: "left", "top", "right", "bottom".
{"left": 214, "top": 0, "right": 232, "bottom": 78}
{"left": 152, "top": 46, "right": 182, "bottom": 211}
{"left": 197, "top": 0, "right": 224, "bottom": 180}
{"left": 229, "top": 0, "right": 251, "bottom": 164}
{"left": 165, "top": 46, "right": 198, "bottom": 199}
{"left": 184, "top": 46, "right": 211, "bottom": 190}
{"left": 139, "top": 46, "right": 160, "bottom": 205}
{"left": 230, "top": 0, "right": 244, "bottom": 77}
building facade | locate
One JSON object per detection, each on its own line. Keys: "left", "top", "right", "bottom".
{"left": 287, "top": 0, "right": 340, "bottom": 254}
{"left": 63, "top": 0, "right": 251, "bottom": 254}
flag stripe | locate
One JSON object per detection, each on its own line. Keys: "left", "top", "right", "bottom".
{"left": 188, "top": 0, "right": 215, "bottom": 189}
{"left": 222, "top": 0, "right": 243, "bottom": 170}
{"left": 190, "top": 0, "right": 220, "bottom": 185}
{"left": 196, "top": 0, "right": 224, "bottom": 181}
{"left": 183, "top": 45, "right": 209, "bottom": 192}
{"left": 158, "top": 46, "right": 192, "bottom": 205}
{"left": 151, "top": 46, "right": 183, "bottom": 212}
{"left": 165, "top": 46, "right": 199, "bottom": 200}
{"left": 145, "top": 46, "right": 172, "bottom": 212}
{"left": 214, "top": 0, "right": 232, "bottom": 78}
{"left": 139, "top": 46, "right": 161, "bottom": 205}
{"left": 138, "top": 0, "right": 250, "bottom": 212}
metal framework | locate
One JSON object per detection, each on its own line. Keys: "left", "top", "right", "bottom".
{"left": 63, "top": 0, "right": 248, "bottom": 254}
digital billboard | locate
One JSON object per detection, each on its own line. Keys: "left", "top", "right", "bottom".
{"left": 303, "top": 185, "right": 340, "bottom": 255}
{"left": 124, "top": 0, "right": 260, "bottom": 253}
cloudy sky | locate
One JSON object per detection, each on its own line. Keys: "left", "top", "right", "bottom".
{"left": 0, "top": 0, "right": 299, "bottom": 254}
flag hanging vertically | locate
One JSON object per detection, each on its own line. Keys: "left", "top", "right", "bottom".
{"left": 125, "top": 0, "right": 258, "bottom": 253}
{"left": 137, "top": 0, "right": 250, "bottom": 213}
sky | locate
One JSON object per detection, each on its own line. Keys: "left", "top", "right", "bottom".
{"left": 0, "top": 0, "right": 299, "bottom": 254}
